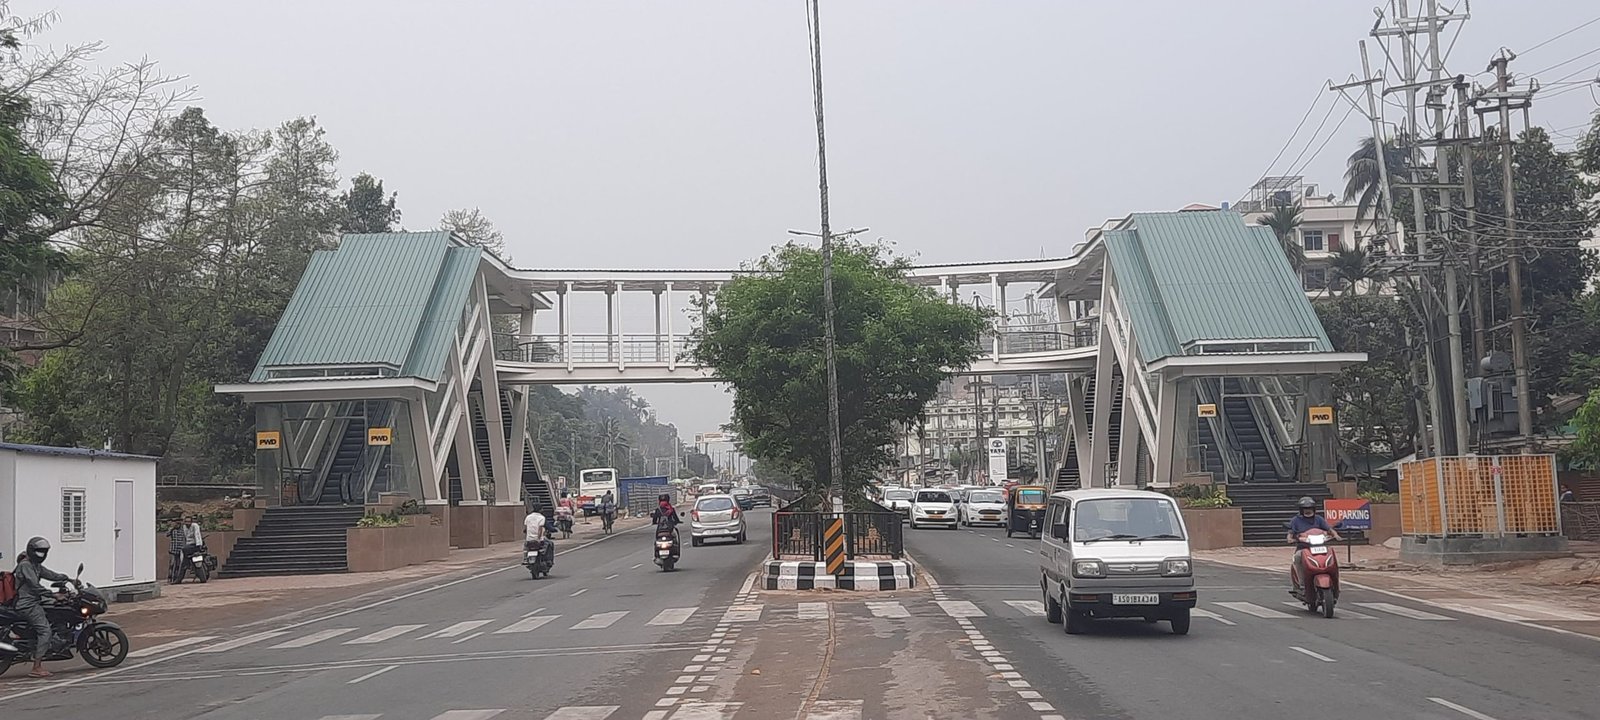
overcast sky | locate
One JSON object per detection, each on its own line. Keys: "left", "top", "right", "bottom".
{"left": 21, "top": 0, "right": 1600, "bottom": 439}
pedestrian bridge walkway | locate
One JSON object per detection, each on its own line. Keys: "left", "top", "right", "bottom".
{"left": 217, "top": 209, "right": 1362, "bottom": 535}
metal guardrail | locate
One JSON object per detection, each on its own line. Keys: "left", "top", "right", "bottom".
{"left": 495, "top": 333, "right": 691, "bottom": 365}
{"left": 1561, "top": 502, "right": 1600, "bottom": 541}
{"left": 772, "top": 510, "right": 904, "bottom": 561}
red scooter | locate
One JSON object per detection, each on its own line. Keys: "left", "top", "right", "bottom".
{"left": 1288, "top": 529, "right": 1340, "bottom": 618}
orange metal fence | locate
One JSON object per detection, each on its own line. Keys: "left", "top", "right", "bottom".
{"left": 1399, "top": 454, "right": 1561, "bottom": 536}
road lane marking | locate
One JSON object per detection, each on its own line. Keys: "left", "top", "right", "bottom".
{"left": 452, "top": 632, "right": 485, "bottom": 644}
{"left": 737, "top": 572, "right": 757, "bottom": 597}
{"left": 320, "top": 715, "right": 382, "bottom": 720}
{"left": 521, "top": 607, "right": 548, "bottom": 618}
{"left": 804, "top": 699, "right": 864, "bottom": 719}
{"left": 797, "top": 602, "right": 831, "bottom": 620}
{"left": 866, "top": 601, "right": 910, "bottom": 618}
{"left": 632, "top": 563, "right": 644, "bottom": 569}
{"left": 346, "top": 664, "right": 398, "bottom": 684}
{"left": 571, "top": 588, "right": 589, "bottom": 597}
{"left": 648, "top": 608, "right": 698, "bottom": 626}
{"left": 1004, "top": 600, "right": 1046, "bottom": 616}
{"left": 936, "top": 600, "right": 986, "bottom": 617}
{"left": 128, "top": 636, "right": 218, "bottom": 657}
{"left": 668, "top": 703, "right": 743, "bottom": 719}
{"left": 345, "top": 624, "right": 426, "bottom": 644}
{"left": 1216, "top": 602, "right": 1293, "bottom": 619}
{"left": 1191, "top": 609, "right": 1236, "bottom": 625}
{"left": 194, "top": 631, "right": 289, "bottom": 653}
{"left": 1356, "top": 602, "right": 1455, "bottom": 621}
{"left": 271, "top": 628, "right": 356, "bottom": 648}
{"left": 604, "top": 574, "right": 619, "bottom": 580}
{"left": 572, "top": 611, "right": 629, "bottom": 629}
{"left": 1427, "top": 698, "right": 1500, "bottom": 720}
{"left": 424, "top": 620, "right": 493, "bottom": 639}
{"left": 542, "top": 708, "right": 619, "bottom": 720}
{"left": 496, "top": 615, "right": 558, "bottom": 634}
{"left": 1279, "top": 602, "right": 1377, "bottom": 619}
{"left": 720, "top": 605, "right": 764, "bottom": 623}
{"left": 1290, "top": 646, "right": 1337, "bottom": 662}
{"left": 432, "top": 712, "right": 506, "bottom": 720}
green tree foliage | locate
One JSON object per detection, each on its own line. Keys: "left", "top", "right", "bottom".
{"left": 1342, "top": 134, "right": 1414, "bottom": 225}
{"left": 340, "top": 172, "right": 400, "bottom": 233}
{"left": 1569, "top": 390, "right": 1600, "bottom": 470}
{"left": 440, "top": 207, "right": 506, "bottom": 258}
{"left": 1254, "top": 201, "right": 1305, "bottom": 270}
{"left": 691, "top": 241, "right": 990, "bottom": 508}
{"left": 12, "top": 110, "right": 343, "bottom": 475}
{"left": 1315, "top": 295, "right": 1416, "bottom": 461}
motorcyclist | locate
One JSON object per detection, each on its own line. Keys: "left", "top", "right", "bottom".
{"left": 13, "top": 537, "right": 72, "bottom": 678}
{"left": 524, "top": 503, "right": 554, "bottom": 565}
{"left": 1287, "top": 496, "right": 1341, "bottom": 591}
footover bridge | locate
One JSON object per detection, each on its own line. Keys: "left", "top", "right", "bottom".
{"left": 214, "top": 209, "right": 1363, "bottom": 575}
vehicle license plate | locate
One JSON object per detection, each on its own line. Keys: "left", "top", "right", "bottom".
{"left": 193, "top": 555, "right": 205, "bottom": 562}
{"left": 1111, "top": 594, "right": 1159, "bottom": 605}
{"left": 1310, "top": 546, "right": 1330, "bottom": 555}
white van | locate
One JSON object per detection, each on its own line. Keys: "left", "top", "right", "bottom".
{"left": 1037, "top": 488, "right": 1196, "bottom": 635}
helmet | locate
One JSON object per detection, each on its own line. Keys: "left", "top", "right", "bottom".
{"left": 25, "top": 536, "right": 50, "bottom": 563}
{"left": 658, "top": 493, "right": 671, "bottom": 503}
{"left": 1297, "top": 496, "right": 1316, "bottom": 510}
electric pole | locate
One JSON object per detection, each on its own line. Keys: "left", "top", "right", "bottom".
{"left": 1482, "top": 51, "right": 1535, "bottom": 446}
{"left": 804, "top": 0, "right": 845, "bottom": 512}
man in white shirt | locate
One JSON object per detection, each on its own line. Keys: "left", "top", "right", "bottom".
{"left": 184, "top": 516, "right": 204, "bottom": 551}
{"left": 524, "top": 503, "right": 552, "bottom": 566}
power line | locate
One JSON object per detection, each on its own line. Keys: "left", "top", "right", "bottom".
{"left": 1519, "top": 13, "right": 1600, "bottom": 57}
{"left": 1282, "top": 97, "right": 1346, "bottom": 180}
{"left": 1288, "top": 105, "right": 1358, "bottom": 178}
{"left": 1527, "top": 46, "right": 1600, "bottom": 80}
{"left": 1238, "top": 87, "right": 1328, "bottom": 203}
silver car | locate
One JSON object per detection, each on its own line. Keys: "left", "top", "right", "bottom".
{"left": 690, "top": 494, "right": 747, "bottom": 546}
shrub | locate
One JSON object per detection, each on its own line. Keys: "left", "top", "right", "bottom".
{"left": 1359, "top": 490, "right": 1400, "bottom": 504}
{"left": 1181, "top": 486, "right": 1233, "bottom": 509}
{"left": 357, "top": 512, "right": 403, "bottom": 528}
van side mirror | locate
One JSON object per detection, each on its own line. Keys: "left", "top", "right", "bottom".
{"left": 1052, "top": 523, "right": 1068, "bottom": 541}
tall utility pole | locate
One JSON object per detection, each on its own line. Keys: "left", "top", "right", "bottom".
{"left": 804, "top": 0, "right": 845, "bottom": 511}
{"left": 1422, "top": 0, "right": 1471, "bottom": 456}
{"left": 1483, "top": 52, "right": 1535, "bottom": 445}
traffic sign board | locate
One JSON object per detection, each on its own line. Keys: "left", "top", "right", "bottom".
{"left": 255, "top": 431, "right": 281, "bottom": 450}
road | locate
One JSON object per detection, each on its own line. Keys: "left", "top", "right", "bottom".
{"left": 6, "top": 509, "right": 1597, "bottom": 719}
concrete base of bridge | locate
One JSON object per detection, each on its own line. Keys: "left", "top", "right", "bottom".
{"left": 763, "top": 559, "right": 915, "bottom": 591}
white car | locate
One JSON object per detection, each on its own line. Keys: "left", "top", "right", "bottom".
{"left": 689, "top": 494, "right": 747, "bottom": 546}
{"left": 959, "top": 488, "right": 1006, "bottom": 527}
{"left": 910, "top": 489, "right": 958, "bottom": 530}
{"left": 882, "top": 487, "right": 915, "bottom": 521}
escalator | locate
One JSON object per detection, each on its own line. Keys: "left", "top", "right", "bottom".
{"left": 1222, "top": 378, "right": 1281, "bottom": 482}
{"left": 468, "top": 389, "right": 556, "bottom": 511}
{"left": 318, "top": 419, "right": 366, "bottom": 505}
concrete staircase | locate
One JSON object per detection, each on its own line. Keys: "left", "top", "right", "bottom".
{"left": 1228, "top": 482, "right": 1332, "bottom": 547}
{"left": 217, "top": 506, "right": 365, "bottom": 577}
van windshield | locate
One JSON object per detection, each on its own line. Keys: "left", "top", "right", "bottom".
{"left": 1074, "top": 498, "right": 1185, "bottom": 542}
{"left": 883, "top": 489, "right": 913, "bottom": 501}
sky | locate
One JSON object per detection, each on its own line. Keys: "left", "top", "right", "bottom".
{"left": 16, "top": 0, "right": 1600, "bottom": 438}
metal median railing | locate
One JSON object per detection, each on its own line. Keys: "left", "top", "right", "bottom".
{"left": 772, "top": 509, "right": 904, "bottom": 561}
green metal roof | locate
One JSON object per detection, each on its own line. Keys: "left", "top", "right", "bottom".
{"left": 1103, "top": 210, "right": 1333, "bottom": 364}
{"left": 251, "top": 233, "right": 483, "bottom": 382}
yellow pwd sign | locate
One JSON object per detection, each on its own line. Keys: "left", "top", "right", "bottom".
{"left": 1308, "top": 406, "right": 1335, "bottom": 425}
{"left": 255, "top": 431, "right": 281, "bottom": 450}
{"left": 1197, "top": 403, "right": 1217, "bottom": 418}
{"left": 367, "top": 427, "right": 393, "bottom": 446}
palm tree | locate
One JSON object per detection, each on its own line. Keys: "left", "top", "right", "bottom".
{"left": 1342, "top": 135, "right": 1412, "bottom": 223}
{"left": 1255, "top": 201, "right": 1306, "bottom": 270}
{"left": 1328, "top": 247, "right": 1384, "bottom": 295}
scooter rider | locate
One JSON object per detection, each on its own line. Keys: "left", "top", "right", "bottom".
{"left": 13, "top": 537, "right": 73, "bottom": 678}
{"left": 524, "top": 502, "right": 555, "bottom": 565}
{"left": 1287, "top": 497, "right": 1341, "bottom": 591}
{"left": 651, "top": 493, "right": 681, "bottom": 528}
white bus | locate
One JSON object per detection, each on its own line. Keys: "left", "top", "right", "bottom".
{"left": 577, "top": 467, "right": 618, "bottom": 515}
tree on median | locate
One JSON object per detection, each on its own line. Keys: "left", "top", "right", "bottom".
{"left": 690, "top": 241, "right": 991, "bottom": 510}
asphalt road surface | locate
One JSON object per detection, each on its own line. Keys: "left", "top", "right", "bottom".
{"left": 6, "top": 509, "right": 1596, "bottom": 719}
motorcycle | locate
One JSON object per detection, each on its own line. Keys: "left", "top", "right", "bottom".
{"left": 555, "top": 511, "right": 574, "bottom": 540}
{"left": 182, "top": 545, "right": 219, "bottom": 584}
{"left": 0, "top": 561, "right": 130, "bottom": 675}
{"left": 523, "top": 538, "right": 554, "bottom": 579}
{"left": 653, "top": 525, "right": 680, "bottom": 572}
{"left": 1288, "top": 528, "right": 1340, "bottom": 618}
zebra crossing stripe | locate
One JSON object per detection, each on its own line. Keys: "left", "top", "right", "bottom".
{"left": 936, "top": 600, "right": 985, "bottom": 618}
{"left": 430, "top": 711, "right": 505, "bottom": 720}
{"left": 720, "top": 605, "right": 763, "bottom": 623}
{"left": 495, "top": 615, "right": 558, "bottom": 634}
{"left": 127, "top": 635, "right": 219, "bottom": 657}
{"left": 424, "top": 620, "right": 494, "bottom": 639}
{"left": 541, "top": 707, "right": 620, "bottom": 720}
{"left": 1215, "top": 602, "right": 1293, "bottom": 619}
{"left": 1191, "top": 608, "right": 1236, "bottom": 625}
{"left": 571, "top": 611, "right": 628, "bottom": 630}
{"left": 648, "top": 608, "right": 697, "bottom": 626}
{"left": 344, "top": 624, "right": 425, "bottom": 645}
{"left": 667, "top": 703, "right": 743, "bottom": 720}
{"left": 271, "top": 628, "right": 356, "bottom": 649}
{"left": 797, "top": 602, "right": 831, "bottom": 620}
{"left": 194, "top": 631, "right": 289, "bottom": 653}
{"left": 1355, "top": 602, "right": 1455, "bottom": 621}
{"left": 805, "top": 699, "right": 864, "bottom": 719}
{"left": 1004, "top": 600, "right": 1046, "bottom": 616}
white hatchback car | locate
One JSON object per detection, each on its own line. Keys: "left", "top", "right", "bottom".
{"left": 909, "top": 489, "right": 958, "bottom": 530}
{"left": 959, "top": 488, "right": 1006, "bottom": 527}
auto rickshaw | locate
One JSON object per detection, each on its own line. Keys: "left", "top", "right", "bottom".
{"left": 1005, "top": 484, "right": 1048, "bottom": 538}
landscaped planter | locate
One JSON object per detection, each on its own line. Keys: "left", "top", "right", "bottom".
{"left": 1181, "top": 507, "right": 1244, "bottom": 550}
{"left": 346, "top": 514, "right": 449, "bottom": 572}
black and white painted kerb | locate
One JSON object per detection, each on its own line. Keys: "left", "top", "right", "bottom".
{"left": 762, "top": 559, "right": 915, "bottom": 591}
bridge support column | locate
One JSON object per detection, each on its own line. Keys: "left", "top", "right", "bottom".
{"left": 561, "top": 282, "right": 572, "bottom": 372}
{"left": 990, "top": 274, "right": 1001, "bottom": 361}
{"left": 666, "top": 282, "right": 677, "bottom": 371}
{"left": 1088, "top": 312, "right": 1116, "bottom": 486}
{"left": 1116, "top": 386, "right": 1141, "bottom": 487}
{"left": 653, "top": 289, "right": 664, "bottom": 362}
{"left": 1151, "top": 376, "right": 1180, "bottom": 488}
{"left": 409, "top": 393, "right": 441, "bottom": 503}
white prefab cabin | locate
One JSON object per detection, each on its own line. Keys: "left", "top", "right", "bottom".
{"left": 0, "top": 443, "right": 158, "bottom": 596}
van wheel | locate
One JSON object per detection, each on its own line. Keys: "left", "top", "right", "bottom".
{"left": 1170, "top": 609, "right": 1191, "bottom": 635}
{"left": 1044, "top": 583, "right": 1063, "bottom": 624}
{"left": 1064, "top": 607, "right": 1089, "bottom": 635}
